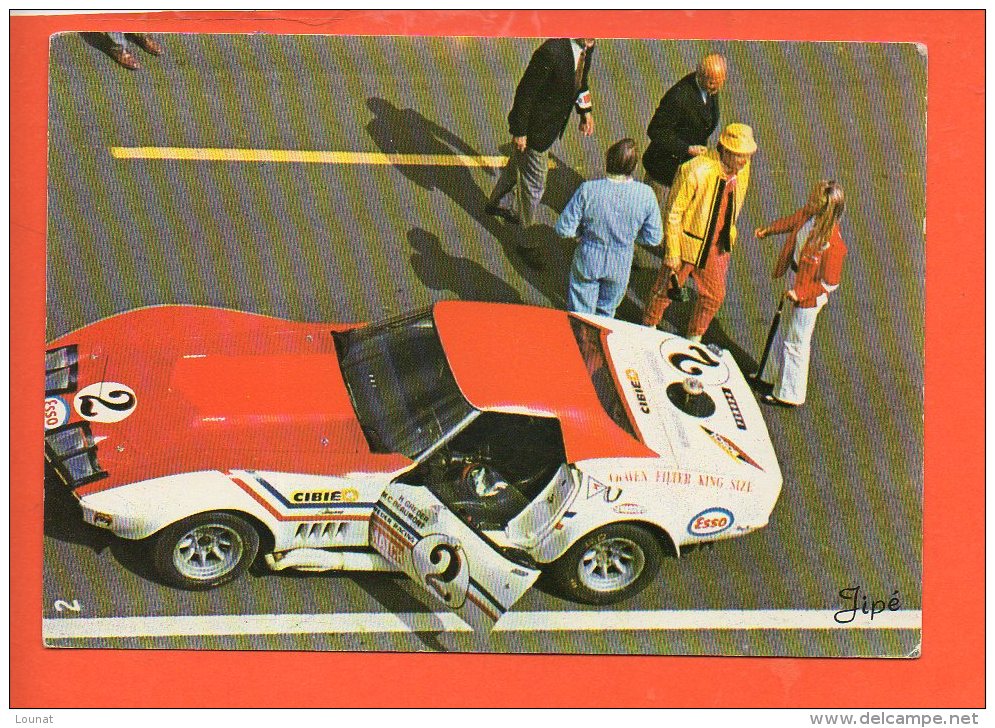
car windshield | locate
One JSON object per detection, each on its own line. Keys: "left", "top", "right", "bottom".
{"left": 333, "top": 309, "right": 477, "bottom": 458}
{"left": 568, "top": 316, "right": 639, "bottom": 440}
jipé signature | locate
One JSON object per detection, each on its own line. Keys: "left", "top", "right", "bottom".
{"left": 834, "top": 585, "right": 901, "bottom": 624}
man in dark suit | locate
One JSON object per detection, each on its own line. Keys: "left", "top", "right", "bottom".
{"left": 486, "top": 38, "right": 596, "bottom": 269}
{"left": 642, "top": 54, "right": 727, "bottom": 203}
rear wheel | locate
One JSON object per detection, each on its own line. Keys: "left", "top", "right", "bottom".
{"left": 548, "top": 524, "right": 662, "bottom": 605}
{"left": 151, "top": 512, "right": 259, "bottom": 590}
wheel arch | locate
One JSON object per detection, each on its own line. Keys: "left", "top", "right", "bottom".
{"left": 215, "top": 508, "right": 276, "bottom": 556}
{"left": 611, "top": 519, "right": 680, "bottom": 559}
{"left": 145, "top": 507, "right": 277, "bottom": 554}
{"left": 544, "top": 518, "right": 672, "bottom": 606}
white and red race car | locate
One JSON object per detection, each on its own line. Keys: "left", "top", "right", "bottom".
{"left": 45, "top": 301, "right": 782, "bottom": 626}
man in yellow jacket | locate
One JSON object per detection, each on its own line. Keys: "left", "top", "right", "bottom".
{"left": 642, "top": 123, "right": 757, "bottom": 342}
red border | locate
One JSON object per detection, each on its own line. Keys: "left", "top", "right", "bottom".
{"left": 11, "top": 10, "right": 984, "bottom": 708}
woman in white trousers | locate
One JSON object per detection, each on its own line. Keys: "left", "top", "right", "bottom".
{"left": 754, "top": 181, "right": 848, "bottom": 406}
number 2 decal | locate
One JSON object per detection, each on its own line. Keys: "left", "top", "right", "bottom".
{"left": 424, "top": 543, "right": 462, "bottom": 602}
{"left": 669, "top": 345, "right": 721, "bottom": 375}
{"left": 74, "top": 382, "right": 137, "bottom": 423}
{"left": 54, "top": 599, "right": 81, "bottom": 614}
{"left": 411, "top": 535, "right": 470, "bottom": 609}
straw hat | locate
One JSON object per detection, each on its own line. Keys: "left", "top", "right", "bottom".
{"left": 718, "top": 123, "right": 757, "bottom": 155}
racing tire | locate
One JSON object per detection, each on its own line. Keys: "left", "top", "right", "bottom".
{"left": 151, "top": 511, "right": 260, "bottom": 590}
{"left": 548, "top": 523, "right": 662, "bottom": 606}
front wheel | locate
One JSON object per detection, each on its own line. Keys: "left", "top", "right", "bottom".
{"left": 151, "top": 512, "right": 259, "bottom": 590}
{"left": 548, "top": 524, "right": 662, "bottom": 605}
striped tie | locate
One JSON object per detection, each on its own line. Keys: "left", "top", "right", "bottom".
{"left": 575, "top": 46, "right": 587, "bottom": 90}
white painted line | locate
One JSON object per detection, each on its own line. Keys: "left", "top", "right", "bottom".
{"left": 43, "top": 611, "right": 473, "bottom": 639}
{"left": 44, "top": 609, "right": 921, "bottom": 639}
{"left": 492, "top": 610, "right": 923, "bottom": 632}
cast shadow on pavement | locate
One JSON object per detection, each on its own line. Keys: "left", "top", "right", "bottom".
{"left": 44, "top": 468, "right": 113, "bottom": 552}
{"left": 78, "top": 32, "right": 145, "bottom": 67}
{"left": 408, "top": 227, "right": 522, "bottom": 305}
{"left": 365, "top": 97, "right": 583, "bottom": 308}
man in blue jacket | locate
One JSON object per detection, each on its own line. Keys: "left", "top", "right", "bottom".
{"left": 487, "top": 38, "right": 597, "bottom": 269}
{"left": 555, "top": 139, "right": 662, "bottom": 317}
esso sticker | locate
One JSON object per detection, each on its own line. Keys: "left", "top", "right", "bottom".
{"left": 688, "top": 507, "right": 734, "bottom": 537}
{"left": 44, "top": 396, "right": 69, "bottom": 430}
{"left": 74, "top": 382, "right": 137, "bottom": 423}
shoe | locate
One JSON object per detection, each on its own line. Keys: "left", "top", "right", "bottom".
{"left": 761, "top": 393, "right": 797, "bottom": 408}
{"left": 515, "top": 245, "right": 545, "bottom": 270}
{"left": 485, "top": 203, "right": 521, "bottom": 224}
{"left": 110, "top": 46, "right": 140, "bottom": 70}
{"left": 132, "top": 33, "right": 163, "bottom": 55}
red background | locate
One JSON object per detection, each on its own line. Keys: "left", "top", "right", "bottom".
{"left": 10, "top": 10, "right": 984, "bottom": 708}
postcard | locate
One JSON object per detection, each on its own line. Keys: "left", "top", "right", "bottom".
{"left": 12, "top": 9, "right": 984, "bottom": 709}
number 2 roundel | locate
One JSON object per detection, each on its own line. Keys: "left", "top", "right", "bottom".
{"left": 411, "top": 534, "right": 470, "bottom": 609}
{"left": 659, "top": 338, "right": 730, "bottom": 386}
{"left": 74, "top": 382, "right": 138, "bottom": 423}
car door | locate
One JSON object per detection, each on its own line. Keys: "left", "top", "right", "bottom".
{"left": 370, "top": 481, "right": 541, "bottom": 630}
{"left": 504, "top": 463, "right": 579, "bottom": 549}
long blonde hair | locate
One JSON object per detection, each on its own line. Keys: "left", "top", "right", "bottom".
{"left": 804, "top": 180, "right": 845, "bottom": 250}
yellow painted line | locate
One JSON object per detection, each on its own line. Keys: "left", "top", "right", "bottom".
{"left": 110, "top": 146, "right": 556, "bottom": 168}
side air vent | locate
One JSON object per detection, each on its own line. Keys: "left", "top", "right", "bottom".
{"left": 45, "top": 345, "right": 79, "bottom": 396}
{"left": 293, "top": 521, "right": 346, "bottom": 546}
{"left": 44, "top": 421, "right": 108, "bottom": 489}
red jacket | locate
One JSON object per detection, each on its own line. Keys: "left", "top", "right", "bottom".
{"left": 768, "top": 207, "right": 847, "bottom": 308}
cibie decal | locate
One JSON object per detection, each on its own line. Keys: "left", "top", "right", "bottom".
{"left": 291, "top": 488, "right": 359, "bottom": 504}
{"left": 44, "top": 396, "right": 70, "bottom": 430}
{"left": 688, "top": 507, "right": 734, "bottom": 537}
{"left": 74, "top": 382, "right": 137, "bottom": 423}
{"left": 701, "top": 426, "right": 763, "bottom": 471}
{"left": 625, "top": 369, "right": 651, "bottom": 413}
{"left": 411, "top": 534, "right": 470, "bottom": 609}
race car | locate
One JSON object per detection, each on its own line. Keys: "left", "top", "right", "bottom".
{"left": 45, "top": 300, "right": 782, "bottom": 626}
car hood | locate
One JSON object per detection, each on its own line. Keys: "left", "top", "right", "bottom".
{"left": 47, "top": 306, "right": 410, "bottom": 494}
{"left": 602, "top": 325, "right": 782, "bottom": 481}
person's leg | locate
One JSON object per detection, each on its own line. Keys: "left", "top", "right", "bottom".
{"left": 488, "top": 147, "right": 522, "bottom": 213}
{"left": 106, "top": 32, "right": 139, "bottom": 69}
{"left": 567, "top": 263, "right": 599, "bottom": 314}
{"left": 643, "top": 262, "right": 691, "bottom": 327}
{"left": 515, "top": 146, "right": 549, "bottom": 234}
{"left": 686, "top": 248, "right": 730, "bottom": 340}
{"left": 773, "top": 302, "right": 823, "bottom": 405}
{"left": 596, "top": 275, "right": 627, "bottom": 318}
{"left": 131, "top": 33, "right": 163, "bottom": 55}
{"left": 643, "top": 171, "right": 668, "bottom": 208}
